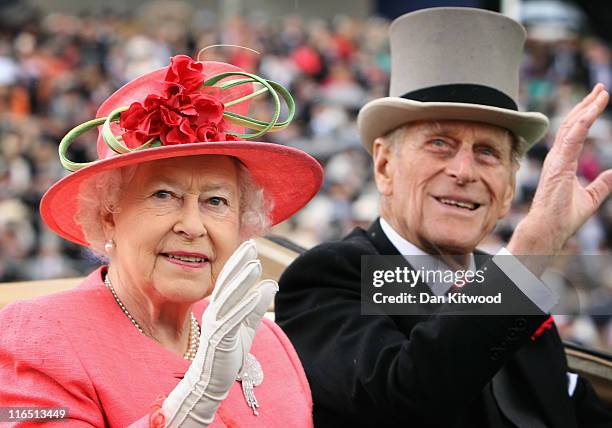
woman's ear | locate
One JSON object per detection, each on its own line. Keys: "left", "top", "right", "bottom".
{"left": 372, "top": 138, "right": 394, "bottom": 196}
{"left": 101, "top": 209, "right": 116, "bottom": 240}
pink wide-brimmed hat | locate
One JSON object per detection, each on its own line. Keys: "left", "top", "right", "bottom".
{"left": 41, "top": 54, "right": 323, "bottom": 247}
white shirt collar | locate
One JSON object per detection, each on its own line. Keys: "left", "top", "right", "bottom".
{"left": 379, "top": 217, "right": 476, "bottom": 295}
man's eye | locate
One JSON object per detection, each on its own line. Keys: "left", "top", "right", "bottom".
{"left": 430, "top": 139, "right": 448, "bottom": 147}
{"left": 479, "top": 147, "right": 497, "bottom": 157}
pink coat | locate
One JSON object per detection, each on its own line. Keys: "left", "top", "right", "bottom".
{"left": 0, "top": 267, "right": 313, "bottom": 427}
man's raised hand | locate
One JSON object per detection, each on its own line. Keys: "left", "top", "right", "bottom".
{"left": 509, "top": 84, "right": 611, "bottom": 257}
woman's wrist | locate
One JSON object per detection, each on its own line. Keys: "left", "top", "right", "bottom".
{"left": 149, "top": 396, "right": 166, "bottom": 428}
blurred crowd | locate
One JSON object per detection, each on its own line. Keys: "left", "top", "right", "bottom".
{"left": 0, "top": 2, "right": 611, "bottom": 352}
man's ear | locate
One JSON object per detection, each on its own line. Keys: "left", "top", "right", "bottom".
{"left": 372, "top": 138, "right": 394, "bottom": 196}
{"left": 499, "top": 175, "right": 516, "bottom": 219}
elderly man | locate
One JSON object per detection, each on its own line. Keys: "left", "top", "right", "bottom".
{"left": 275, "top": 8, "right": 612, "bottom": 428}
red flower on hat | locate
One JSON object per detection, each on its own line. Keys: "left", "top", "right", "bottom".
{"left": 120, "top": 55, "right": 237, "bottom": 147}
{"left": 165, "top": 54, "right": 205, "bottom": 92}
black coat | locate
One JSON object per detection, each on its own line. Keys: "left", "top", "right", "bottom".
{"left": 275, "top": 220, "right": 611, "bottom": 427}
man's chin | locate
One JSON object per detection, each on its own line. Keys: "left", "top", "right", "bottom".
{"left": 421, "top": 234, "right": 479, "bottom": 255}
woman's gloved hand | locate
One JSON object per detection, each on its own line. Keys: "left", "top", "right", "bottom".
{"left": 162, "top": 239, "right": 277, "bottom": 427}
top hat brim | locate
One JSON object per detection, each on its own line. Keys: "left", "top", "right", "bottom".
{"left": 40, "top": 141, "right": 323, "bottom": 247}
{"left": 358, "top": 97, "right": 549, "bottom": 154}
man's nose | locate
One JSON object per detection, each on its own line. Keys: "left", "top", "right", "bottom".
{"left": 445, "top": 147, "right": 477, "bottom": 184}
{"left": 173, "top": 197, "right": 207, "bottom": 239}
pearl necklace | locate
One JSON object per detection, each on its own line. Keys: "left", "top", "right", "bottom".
{"left": 104, "top": 274, "right": 200, "bottom": 360}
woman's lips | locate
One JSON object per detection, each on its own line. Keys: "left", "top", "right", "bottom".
{"left": 161, "top": 252, "right": 209, "bottom": 269}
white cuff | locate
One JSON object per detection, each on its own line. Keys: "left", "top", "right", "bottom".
{"left": 492, "top": 247, "right": 559, "bottom": 313}
{"left": 567, "top": 372, "right": 578, "bottom": 397}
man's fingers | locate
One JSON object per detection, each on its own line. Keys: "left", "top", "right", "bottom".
{"left": 558, "top": 84, "right": 605, "bottom": 132}
{"left": 585, "top": 169, "right": 612, "bottom": 211}
{"left": 556, "top": 90, "right": 609, "bottom": 162}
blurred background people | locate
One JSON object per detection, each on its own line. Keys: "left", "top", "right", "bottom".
{"left": 0, "top": 0, "right": 611, "bottom": 353}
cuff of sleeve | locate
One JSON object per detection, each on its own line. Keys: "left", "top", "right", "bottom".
{"left": 149, "top": 396, "right": 166, "bottom": 428}
{"left": 492, "top": 247, "right": 559, "bottom": 313}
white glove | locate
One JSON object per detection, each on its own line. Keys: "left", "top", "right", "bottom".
{"left": 162, "top": 239, "right": 278, "bottom": 427}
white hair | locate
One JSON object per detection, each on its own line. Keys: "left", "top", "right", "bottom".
{"left": 75, "top": 158, "right": 272, "bottom": 259}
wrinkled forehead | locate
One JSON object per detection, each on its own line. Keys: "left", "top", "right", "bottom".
{"left": 126, "top": 155, "right": 240, "bottom": 189}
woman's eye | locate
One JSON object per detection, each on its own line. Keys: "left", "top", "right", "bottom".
{"left": 207, "top": 196, "right": 228, "bottom": 206}
{"left": 153, "top": 190, "right": 172, "bottom": 199}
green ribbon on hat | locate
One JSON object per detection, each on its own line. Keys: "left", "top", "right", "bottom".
{"left": 58, "top": 64, "right": 296, "bottom": 172}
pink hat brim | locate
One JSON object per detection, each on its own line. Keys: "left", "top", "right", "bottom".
{"left": 40, "top": 141, "right": 323, "bottom": 247}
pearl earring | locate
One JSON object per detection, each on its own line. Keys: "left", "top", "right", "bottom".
{"left": 104, "top": 239, "right": 115, "bottom": 253}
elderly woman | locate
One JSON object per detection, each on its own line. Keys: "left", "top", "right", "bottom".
{"left": 0, "top": 54, "right": 322, "bottom": 427}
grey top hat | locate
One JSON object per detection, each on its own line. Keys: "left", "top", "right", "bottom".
{"left": 357, "top": 7, "right": 549, "bottom": 154}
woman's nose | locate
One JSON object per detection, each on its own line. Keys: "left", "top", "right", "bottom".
{"left": 173, "top": 197, "right": 207, "bottom": 239}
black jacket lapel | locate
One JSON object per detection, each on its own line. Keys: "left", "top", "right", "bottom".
{"left": 364, "top": 219, "right": 440, "bottom": 321}
{"left": 365, "top": 219, "right": 400, "bottom": 256}
{"left": 366, "top": 219, "right": 436, "bottom": 297}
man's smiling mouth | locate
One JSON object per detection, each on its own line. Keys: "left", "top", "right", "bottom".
{"left": 433, "top": 196, "right": 481, "bottom": 211}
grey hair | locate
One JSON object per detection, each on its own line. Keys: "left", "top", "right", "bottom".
{"left": 75, "top": 159, "right": 272, "bottom": 259}
{"left": 381, "top": 121, "right": 522, "bottom": 167}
